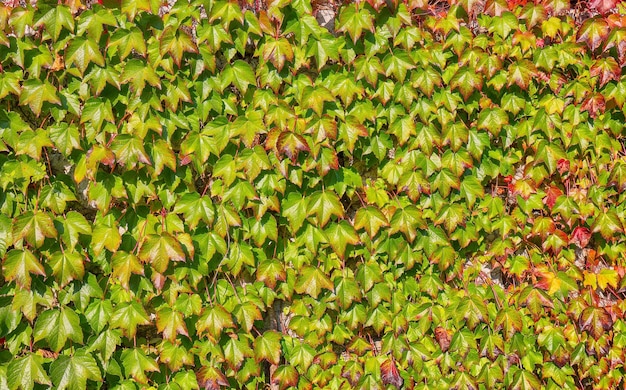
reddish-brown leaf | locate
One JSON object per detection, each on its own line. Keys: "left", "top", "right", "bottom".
{"left": 381, "top": 358, "right": 403, "bottom": 389}
{"left": 588, "top": 0, "right": 619, "bottom": 14}
{"left": 590, "top": 57, "right": 621, "bottom": 87}
{"left": 197, "top": 366, "right": 229, "bottom": 390}
{"left": 577, "top": 17, "right": 610, "bottom": 52}
{"left": 277, "top": 131, "right": 310, "bottom": 162}
{"left": 543, "top": 186, "right": 563, "bottom": 209}
{"left": 434, "top": 326, "right": 451, "bottom": 352}
{"left": 570, "top": 226, "right": 591, "bottom": 248}
{"left": 579, "top": 306, "right": 613, "bottom": 339}
{"left": 581, "top": 94, "right": 606, "bottom": 118}
{"left": 557, "top": 159, "right": 570, "bottom": 176}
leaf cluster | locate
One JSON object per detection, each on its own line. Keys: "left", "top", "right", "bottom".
{"left": 2, "top": 0, "right": 626, "bottom": 389}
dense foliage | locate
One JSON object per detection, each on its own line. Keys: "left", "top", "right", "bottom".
{"left": 2, "top": 0, "right": 626, "bottom": 388}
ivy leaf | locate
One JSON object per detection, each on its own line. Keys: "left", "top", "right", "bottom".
{"left": 7, "top": 353, "right": 52, "bottom": 390}
{"left": 579, "top": 307, "right": 613, "bottom": 339}
{"left": 494, "top": 308, "right": 523, "bottom": 340}
{"left": 450, "top": 66, "right": 483, "bottom": 99}
{"left": 160, "top": 26, "right": 197, "bottom": 66}
{"left": 110, "top": 301, "right": 151, "bottom": 338}
{"left": 354, "top": 206, "right": 389, "bottom": 238}
{"left": 590, "top": 57, "right": 621, "bottom": 87}
{"left": 488, "top": 12, "right": 519, "bottom": 38}
{"left": 577, "top": 17, "right": 609, "bottom": 51}
{"left": 222, "top": 60, "right": 257, "bottom": 94}
{"left": 156, "top": 306, "right": 189, "bottom": 341}
{"left": 66, "top": 37, "right": 105, "bottom": 75}
{"left": 262, "top": 37, "right": 294, "bottom": 71}
{"left": 110, "top": 134, "right": 151, "bottom": 168}
{"left": 510, "top": 370, "right": 542, "bottom": 390}
{"left": 80, "top": 98, "right": 115, "bottom": 134}
{"left": 173, "top": 193, "right": 215, "bottom": 230}
{"left": 122, "top": 59, "right": 162, "bottom": 94}
{"left": 108, "top": 27, "right": 147, "bottom": 60}
{"left": 336, "top": 4, "right": 374, "bottom": 44}
{"left": 282, "top": 192, "right": 308, "bottom": 232}
{"left": 295, "top": 266, "right": 334, "bottom": 298}
{"left": 477, "top": 107, "right": 508, "bottom": 136}
{"left": 507, "top": 60, "right": 537, "bottom": 90}
{"left": 325, "top": 221, "right": 360, "bottom": 258}
{"left": 50, "top": 351, "right": 102, "bottom": 390}
{"left": 55, "top": 212, "right": 90, "bottom": 251}
{"left": 34, "top": 308, "right": 84, "bottom": 352}
{"left": 121, "top": 348, "right": 160, "bottom": 384}
{"left": 209, "top": 0, "right": 244, "bottom": 26}
{"left": 35, "top": 5, "right": 74, "bottom": 42}
{"left": 277, "top": 131, "right": 310, "bottom": 162}
{"left": 19, "top": 79, "right": 61, "bottom": 116}
{"left": 334, "top": 276, "right": 362, "bottom": 310}
{"left": 3, "top": 249, "right": 45, "bottom": 289}
{"left": 48, "top": 250, "right": 84, "bottom": 287}
{"left": 138, "top": 233, "right": 186, "bottom": 273}
{"left": 307, "top": 190, "right": 344, "bottom": 228}
{"left": 592, "top": 209, "right": 623, "bottom": 240}
{"left": 85, "top": 299, "right": 113, "bottom": 334}
{"left": 271, "top": 365, "right": 299, "bottom": 389}
{"left": 196, "top": 305, "right": 235, "bottom": 341}
{"left": 254, "top": 331, "right": 282, "bottom": 365}
{"left": 256, "top": 258, "right": 286, "bottom": 289}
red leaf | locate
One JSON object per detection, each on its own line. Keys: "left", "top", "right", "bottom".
{"left": 434, "top": 326, "right": 451, "bottom": 352}
{"left": 579, "top": 306, "right": 613, "bottom": 339}
{"left": 543, "top": 186, "right": 563, "bottom": 209}
{"left": 570, "top": 226, "right": 591, "bottom": 248}
{"left": 588, "top": 0, "right": 619, "bottom": 14}
{"left": 277, "top": 131, "right": 310, "bottom": 162}
{"left": 577, "top": 17, "right": 610, "bottom": 52}
{"left": 381, "top": 358, "right": 403, "bottom": 389}
{"left": 557, "top": 159, "right": 570, "bottom": 176}
{"left": 197, "top": 367, "right": 229, "bottom": 390}
{"left": 590, "top": 57, "right": 621, "bottom": 87}
{"left": 581, "top": 94, "right": 606, "bottom": 118}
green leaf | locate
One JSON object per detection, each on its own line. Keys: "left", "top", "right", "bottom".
{"left": 85, "top": 299, "right": 113, "bottom": 334}
{"left": 477, "top": 107, "right": 508, "bottom": 136}
{"left": 307, "top": 190, "right": 344, "bottom": 228}
{"left": 122, "top": 59, "right": 162, "bottom": 94}
{"left": 254, "top": 330, "right": 282, "bottom": 365}
{"left": 156, "top": 306, "right": 189, "bottom": 341}
{"left": 48, "top": 250, "right": 84, "bottom": 287}
{"left": 209, "top": 0, "right": 244, "bottom": 26}
{"left": 34, "top": 307, "right": 84, "bottom": 352}
{"left": 488, "top": 12, "right": 518, "bottom": 38}
{"left": 262, "top": 37, "right": 294, "bottom": 71}
{"left": 3, "top": 249, "right": 45, "bottom": 289}
{"left": 81, "top": 98, "right": 115, "bottom": 132}
{"left": 336, "top": 4, "right": 374, "bottom": 44}
{"left": 110, "top": 134, "right": 151, "bottom": 168}
{"left": 223, "top": 60, "right": 257, "bottom": 94}
{"left": 325, "top": 221, "right": 360, "bottom": 258}
{"left": 7, "top": 353, "right": 52, "bottom": 390}
{"left": 108, "top": 27, "right": 147, "bottom": 60}
{"left": 35, "top": 5, "right": 74, "bottom": 42}
{"left": 19, "top": 79, "right": 61, "bottom": 116}
{"left": 138, "top": 233, "right": 186, "bottom": 273}
{"left": 196, "top": 305, "right": 235, "bottom": 341}
{"left": 121, "top": 348, "right": 160, "bottom": 384}
{"left": 59, "top": 211, "right": 92, "bottom": 250}
{"left": 295, "top": 266, "right": 334, "bottom": 298}
{"left": 256, "top": 259, "right": 285, "bottom": 289}
{"left": 459, "top": 175, "right": 484, "bottom": 208}
{"left": 66, "top": 37, "right": 105, "bottom": 75}
{"left": 354, "top": 206, "right": 388, "bottom": 238}
{"left": 449, "top": 66, "right": 483, "bottom": 99}
{"left": 50, "top": 351, "right": 101, "bottom": 390}
{"left": 110, "top": 301, "right": 151, "bottom": 338}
